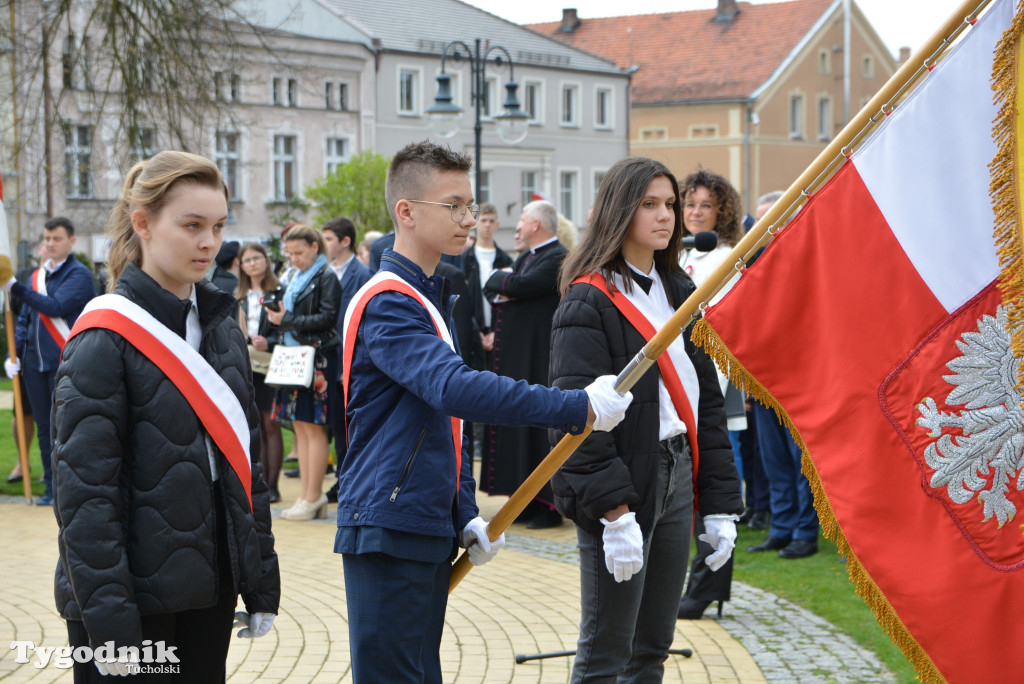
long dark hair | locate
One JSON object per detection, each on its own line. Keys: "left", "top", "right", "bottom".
{"left": 559, "top": 156, "right": 683, "bottom": 294}
{"left": 680, "top": 168, "right": 744, "bottom": 247}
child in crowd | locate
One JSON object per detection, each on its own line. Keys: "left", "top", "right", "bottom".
{"left": 550, "top": 156, "right": 743, "bottom": 682}
{"left": 52, "top": 151, "right": 279, "bottom": 681}
{"left": 336, "top": 140, "right": 632, "bottom": 683}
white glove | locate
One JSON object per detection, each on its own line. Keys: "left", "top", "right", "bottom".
{"left": 4, "top": 357, "right": 19, "bottom": 378}
{"left": 234, "top": 611, "right": 276, "bottom": 638}
{"left": 584, "top": 375, "right": 633, "bottom": 432}
{"left": 698, "top": 514, "right": 739, "bottom": 572}
{"left": 1, "top": 277, "right": 15, "bottom": 294}
{"left": 94, "top": 650, "right": 139, "bottom": 676}
{"left": 600, "top": 511, "right": 644, "bottom": 582}
{"left": 462, "top": 516, "right": 506, "bottom": 566}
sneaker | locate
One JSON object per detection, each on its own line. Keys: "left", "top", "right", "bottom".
{"left": 35, "top": 494, "right": 54, "bottom": 506}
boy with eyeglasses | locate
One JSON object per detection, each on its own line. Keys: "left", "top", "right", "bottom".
{"left": 335, "top": 140, "right": 632, "bottom": 683}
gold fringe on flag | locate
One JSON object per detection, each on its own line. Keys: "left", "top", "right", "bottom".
{"left": 692, "top": 318, "right": 947, "bottom": 684}
{"left": 990, "top": 1, "right": 1024, "bottom": 394}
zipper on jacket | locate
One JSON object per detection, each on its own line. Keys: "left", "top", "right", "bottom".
{"left": 390, "top": 428, "right": 427, "bottom": 502}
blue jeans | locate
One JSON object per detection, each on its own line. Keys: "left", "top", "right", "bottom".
{"left": 572, "top": 439, "right": 694, "bottom": 683}
{"left": 752, "top": 402, "right": 818, "bottom": 542}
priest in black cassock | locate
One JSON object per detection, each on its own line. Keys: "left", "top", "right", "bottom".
{"left": 481, "top": 200, "right": 568, "bottom": 528}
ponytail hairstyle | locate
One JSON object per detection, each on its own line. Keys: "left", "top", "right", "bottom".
{"left": 282, "top": 223, "right": 327, "bottom": 260}
{"left": 105, "top": 150, "right": 228, "bottom": 291}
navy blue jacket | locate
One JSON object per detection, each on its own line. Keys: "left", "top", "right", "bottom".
{"left": 13, "top": 256, "right": 95, "bottom": 372}
{"left": 336, "top": 250, "right": 590, "bottom": 539}
{"left": 335, "top": 256, "right": 372, "bottom": 342}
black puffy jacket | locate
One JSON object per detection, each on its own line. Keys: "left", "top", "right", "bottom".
{"left": 278, "top": 263, "right": 341, "bottom": 350}
{"left": 549, "top": 270, "right": 743, "bottom": 538}
{"left": 52, "top": 264, "right": 280, "bottom": 648}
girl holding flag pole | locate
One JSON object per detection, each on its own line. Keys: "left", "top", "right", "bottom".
{"left": 550, "top": 156, "right": 742, "bottom": 682}
{"left": 51, "top": 151, "right": 280, "bottom": 681}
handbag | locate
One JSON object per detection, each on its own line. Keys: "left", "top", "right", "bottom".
{"left": 248, "top": 345, "right": 273, "bottom": 375}
{"left": 264, "top": 344, "right": 316, "bottom": 389}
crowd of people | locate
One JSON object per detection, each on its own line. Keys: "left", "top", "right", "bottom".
{"left": 0, "top": 141, "right": 820, "bottom": 682}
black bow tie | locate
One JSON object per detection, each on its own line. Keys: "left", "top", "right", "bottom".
{"left": 629, "top": 270, "right": 653, "bottom": 295}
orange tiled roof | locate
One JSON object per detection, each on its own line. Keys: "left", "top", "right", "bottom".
{"left": 528, "top": 0, "right": 834, "bottom": 104}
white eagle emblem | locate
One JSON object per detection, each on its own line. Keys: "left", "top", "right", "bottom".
{"left": 916, "top": 305, "right": 1024, "bottom": 528}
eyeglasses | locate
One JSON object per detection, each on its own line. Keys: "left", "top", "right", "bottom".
{"left": 241, "top": 256, "right": 266, "bottom": 266}
{"left": 407, "top": 199, "right": 480, "bottom": 222}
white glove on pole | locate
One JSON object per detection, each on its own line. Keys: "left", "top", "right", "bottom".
{"left": 600, "top": 511, "right": 644, "bottom": 582}
{"left": 462, "top": 516, "right": 506, "bottom": 566}
{"left": 94, "top": 651, "right": 139, "bottom": 676}
{"left": 698, "top": 514, "right": 739, "bottom": 572}
{"left": 234, "top": 611, "right": 276, "bottom": 638}
{"left": 2, "top": 277, "right": 16, "bottom": 294}
{"left": 584, "top": 375, "right": 633, "bottom": 432}
{"left": 4, "top": 357, "right": 20, "bottom": 378}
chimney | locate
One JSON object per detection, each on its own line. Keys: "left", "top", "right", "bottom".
{"left": 898, "top": 46, "right": 911, "bottom": 64}
{"left": 560, "top": 8, "right": 581, "bottom": 33}
{"left": 714, "top": 0, "right": 739, "bottom": 23}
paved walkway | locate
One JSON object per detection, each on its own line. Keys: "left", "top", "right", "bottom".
{"left": 0, "top": 446, "right": 895, "bottom": 682}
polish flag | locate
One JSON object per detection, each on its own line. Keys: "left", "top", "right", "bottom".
{"left": 0, "top": 172, "right": 12, "bottom": 284}
{"left": 700, "top": 0, "right": 1022, "bottom": 681}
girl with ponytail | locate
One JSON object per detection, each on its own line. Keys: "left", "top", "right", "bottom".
{"left": 52, "top": 150, "right": 280, "bottom": 681}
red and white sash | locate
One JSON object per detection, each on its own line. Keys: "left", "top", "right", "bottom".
{"left": 342, "top": 271, "right": 464, "bottom": 488}
{"left": 574, "top": 273, "right": 702, "bottom": 497}
{"left": 68, "top": 294, "right": 253, "bottom": 510}
{"left": 33, "top": 267, "right": 72, "bottom": 351}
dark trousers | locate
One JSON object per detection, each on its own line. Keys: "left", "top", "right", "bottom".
{"left": 683, "top": 515, "right": 733, "bottom": 602}
{"left": 342, "top": 552, "right": 450, "bottom": 683}
{"left": 22, "top": 366, "right": 56, "bottom": 490}
{"left": 739, "top": 409, "right": 770, "bottom": 511}
{"left": 753, "top": 402, "right": 819, "bottom": 542}
{"left": 67, "top": 488, "right": 236, "bottom": 683}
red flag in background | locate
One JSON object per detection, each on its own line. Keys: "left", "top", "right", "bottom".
{"left": 695, "top": 0, "right": 1024, "bottom": 681}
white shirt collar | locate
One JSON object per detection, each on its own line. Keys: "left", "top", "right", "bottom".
{"left": 530, "top": 236, "right": 559, "bottom": 254}
{"left": 44, "top": 256, "right": 69, "bottom": 274}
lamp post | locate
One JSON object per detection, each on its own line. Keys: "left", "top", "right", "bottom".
{"left": 427, "top": 39, "right": 529, "bottom": 202}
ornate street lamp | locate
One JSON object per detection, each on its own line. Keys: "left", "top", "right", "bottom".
{"left": 427, "top": 39, "right": 529, "bottom": 199}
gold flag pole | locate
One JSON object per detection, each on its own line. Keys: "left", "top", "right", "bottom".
{"left": 449, "top": 0, "right": 993, "bottom": 593}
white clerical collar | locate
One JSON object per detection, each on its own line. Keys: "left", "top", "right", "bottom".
{"left": 530, "top": 236, "right": 559, "bottom": 254}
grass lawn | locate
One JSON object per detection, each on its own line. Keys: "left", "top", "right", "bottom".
{"left": 0, "top": 379, "right": 914, "bottom": 681}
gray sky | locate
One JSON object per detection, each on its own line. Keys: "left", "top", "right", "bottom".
{"left": 462, "top": 0, "right": 969, "bottom": 59}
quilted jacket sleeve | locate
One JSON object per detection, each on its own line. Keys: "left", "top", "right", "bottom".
{"left": 52, "top": 329, "right": 142, "bottom": 648}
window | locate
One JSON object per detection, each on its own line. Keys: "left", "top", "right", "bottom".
{"left": 130, "top": 127, "right": 157, "bottom": 164}
{"left": 593, "top": 170, "right": 606, "bottom": 203}
{"left": 272, "top": 77, "right": 282, "bottom": 106}
{"left": 273, "top": 134, "right": 297, "bottom": 201}
{"left": 338, "top": 83, "right": 348, "bottom": 110}
{"left": 230, "top": 73, "right": 241, "bottom": 102}
{"left": 287, "top": 78, "right": 298, "bottom": 107}
{"left": 690, "top": 125, "right": 717, "bottom": 139}
{"left": 862, "top": 54, "right": 874, "bottom": 79}
{"left": 521, "top": 171, "right": 537, "bottom": 210}
{"left": 559, "top": 170, "right": 578, "bottom": 223}
{"left": 64, "top": 125, "right": 92, "bottom": 199}
{"left": 640, "top": 127, "right": 667, "bottom": 141}
{"left": 325, "top": 137, "right": 349, "bottom": 175}
{"left": 561, "top": 83, "right": 579, "bottom": 126}
{"left": 481, "top": 77, "right": 497, "bottom": 119}
{"left": 595, "top": 87, "right": 613, "bottom": 129}
{"left": 398, "top": 68, "right": 419, "bottom": 115}
{"left": 818, "top": 96, "right": 832, "bottom": 140}
{"left": 790, "top": 94, "right": 804, "bottom": 139}
{"left": 325, "top": 82, "right": 334, "bottom": 110}
{"left": 216, "top": 72, "right": 240, "bottom": 102}
{"left": 215, "top": 132, "right": 240, "bottom": 201}
{"left": 62, "top": 33, "right": 76, "bottom": 89}
{"left": 523, "top": 81, "right": 542, "bottom": 123}
{"left": 477, "top": 171, "right": 491, "bottom": 204}
{"left": 818, "top": 49, "right": 831, "bottom": 75}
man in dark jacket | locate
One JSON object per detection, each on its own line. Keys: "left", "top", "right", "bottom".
{"left": 211, "top": 240, "right": 240, "bottom": 295}
{"left": 480, "top": 200, "right": 568, "bottom": 528}
{"left": 461, "top": 202, "right": 512, "bottom": 370}
{"left": 6, "top": 217, "right": 95, "bottom": 505}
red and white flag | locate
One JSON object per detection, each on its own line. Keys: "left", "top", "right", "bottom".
{"left": 0, "top": 172, "right": 13, "bottom": 285}
{"left": 697, "top": 0, "right": 1023, "bottom": 681}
